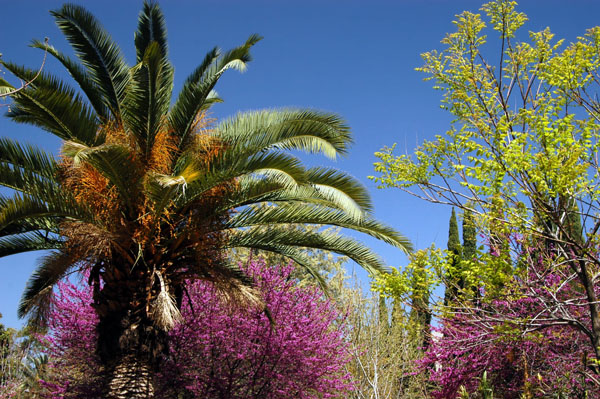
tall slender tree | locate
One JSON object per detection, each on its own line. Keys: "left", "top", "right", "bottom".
{"left": 462, "top": 208, "right": 480, "bottom": 298}
{"left": 0, "top": 3, "right": 411, "bottom": 398}
{"left": 462, "top": 209, "right": 476, "bottom": 263}
{"left": 444, "top": 208, "right": 462, "bottom": 305}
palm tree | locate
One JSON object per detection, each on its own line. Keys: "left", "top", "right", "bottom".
{"left": 0, "top": 3, "right": 411, "bottom": 398}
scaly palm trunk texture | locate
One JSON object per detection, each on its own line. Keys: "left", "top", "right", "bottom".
{"left": 107, "top": 355, "right": 154, "bottom": 399}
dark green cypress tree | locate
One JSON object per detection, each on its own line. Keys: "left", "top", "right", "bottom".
{"left": 444, "top": 208, "right": 462, "bottom": 305}
{"left": 462, "top": 209, "right": 479, "bottom": 298}
{"left": 462, "top": 209, "right": 477, "bottom": 261}
{"left": 448, "top": 208, "right": 461, "bottom": 256}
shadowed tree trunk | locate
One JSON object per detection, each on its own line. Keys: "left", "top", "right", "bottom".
{"left": 94, "top": 264, "right": 167, "bottom": 399}
{"left": 107, "top": 355, "right": 154, "bottom": 399}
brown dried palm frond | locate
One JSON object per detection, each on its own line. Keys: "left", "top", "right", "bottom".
{"left": 19, "top": 251, "right": 83, "bottom": 328}
{"left": 150, "top": 270, "right": 182, "bottom": 331}
{"left": 184, "top": 111, "right": 216, "bottom": 152}
{"left": 60, "top": 221, "right": 127, "bottom": 262}
{"left": 189, "top": 252, "right": 263, "bottom": 310}
{"left": 212, "top": 279, "right": 263, "bottom": 311}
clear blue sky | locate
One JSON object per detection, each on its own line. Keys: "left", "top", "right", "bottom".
{"left": 1, "top": 0, "right": 598, "bottom": 328}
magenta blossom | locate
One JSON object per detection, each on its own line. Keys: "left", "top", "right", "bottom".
{"left": 41, "top": 260, "right": 353, "bottom": 398}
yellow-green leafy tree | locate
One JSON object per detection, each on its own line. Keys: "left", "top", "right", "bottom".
{"left": 372, "top": 0, "right": 600, "bottom": 370}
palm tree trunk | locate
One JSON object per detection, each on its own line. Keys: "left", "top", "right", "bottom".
{"left": 94, "top": 267, "right": 167, "bottom": 399}
{"left": 107, "top": 354, "right": 155, "bottom": 399}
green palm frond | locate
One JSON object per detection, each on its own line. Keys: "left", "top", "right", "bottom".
{"left": 18, "top": 250, "right": 75, "bottom": 326}
{"left": 204, "top": 260, "right": 255, "bottom": 288}
{"left": 181, "top": 46, "right": 219, "bottom": 85}
{"left": 307, "top": 166, "right": 372, "bottom": 214}
{"left": 51, "top": 4, "right": 130, "bottom": 120}
{"left": 0, "top": 78, "right": 13, "bottom": 96}
{"left": 241, "top": 242, "right": 329, "bottom": 295}
{"left": 268, "top": 247, "right": 329, "bottom": 290}
{"left": 169, "top": 34, "right": 262, "bottom": 148}
{"left": 145, "top": 156, "right": 205, "bottom": 215}
{"left": 0, "top": 138, "right": 57, "bottom": 178}
{"left": 215, "top": 109, "right": 352, "bottom": 159}
{"left": 0, "top": 232, "right": 62, "bottom": 258}
{"left": 125, "top": 41, "right": 173, "bottom": 156}
{"left": 0, "top": 192, "right": 93, "bottom": 231}
{"left": 0, "top": 162, "right": 60, "bottom": 198}
{"left": 30, "top": 39, "right": 109, "bottom": 121}
{"left": 172, "top": 151, "right": 308, "bottom": 209}
{"left": 221, "top": 176, "right": 292, "bottom": 207}
{"left": 233, "top": 243, "right": 329, "bottom": 291}
{"left": 221, "top": 176, "right": 361, "bottom": 217}
{"left": 2, "top": 62, "right": 99, "bottom": 145}
{"left": 0, "top": 216, "right": 59, "bottom": 237}
{"left": 226, "top": 226, "right": 389, "bottom": 275}
{"left": 240, "top": 151, "right": 307, "bottom": 183}
{"left": 134, "top": 1, "right": 168, "bottom": 63}
{"left": 223, "top": 168, "right": 369, "bottom": 219}
{"left": 226, "top": 203, "right": 412, "bottom": 252}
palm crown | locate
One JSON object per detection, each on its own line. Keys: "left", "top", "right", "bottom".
{"left": 0, "top": 2, "right": 410, "bottom": 396}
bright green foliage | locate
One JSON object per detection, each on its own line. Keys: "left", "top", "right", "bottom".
{"left": 372, "top": 246, "right": 445, "bottom": 344}
{"left": 371, "top": 0, "right": 600, "bottom": 239}
{"left": 373, "top": 247, "right": 444, "bottom": 304}
{"left": 371, "top": 0, "right": 600, "bottom": 366}
{"left": 370, "top": 0, "right": 600, "bottom": 285}
{"left": 0, "top": 316, "right": 47, "bottom": 398}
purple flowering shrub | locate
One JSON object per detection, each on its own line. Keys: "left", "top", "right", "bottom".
{"left": 424, "top": 259, "right": 600, "bottom": 398}
{"left": 424, "top": 308, "right": 591, "bottom": 398}
{"left": 39, "top": 277, "right": 105, "bottom": 398}
{"left": 41, "top": 260, "right": 353, "bottom": 398}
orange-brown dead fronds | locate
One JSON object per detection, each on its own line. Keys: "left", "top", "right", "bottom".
{"left": 131, "top": 198, "right": 166, "bottom": 247}
{"left": 148, "top": 126, "right": 177, "bottom": 174}
{"left": 104, "top": 122, "right": 137, "bottom": 151}
{"left": 59, "top": 159, "right": 121, "bottom": 227}
{"left": 211, "top": 277, "right": 263, "bottom": 311}
{"left": 193, "top": 134, "right": 225, "bottom": 168}
{"left": 189, "top": 112, "right": 222, "bottom": 163}
{"left": 190, "top": 111, "right": 215, "bottom": 137}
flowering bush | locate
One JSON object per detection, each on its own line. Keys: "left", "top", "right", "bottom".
{"left": 424, "top": 266, "right": 600, "bottom": 398}
{"left": 41, "top": 260, "right": 353, "bottom": 398}
{"left": 424, "top": 311, "right": 592, "bottom": 398}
